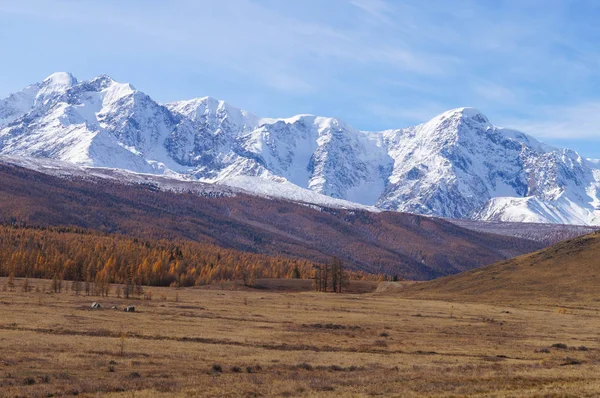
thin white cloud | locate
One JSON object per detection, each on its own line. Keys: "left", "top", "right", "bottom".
{"left": 0, "top": 0, "right": 188, "bottom": 43}
{"left": 350, "top": 0, "right": 393, "bottom": 24}
{"left": 0, "top": 0, "right": 457, "bottom": 96}
{"left": 506, "top": 102, "right": 600, "bottom": 139}
{"left": 365, "top": 102, "right": 448, "bottom": 126}
{"left": 471, "top": 80, "right": 517, "bottom": 104}
{"left": 267, "top": 73, "right": 315, "bottom": 94}
{"left": 375, "top": 48, "right": 460, "bottom": 76}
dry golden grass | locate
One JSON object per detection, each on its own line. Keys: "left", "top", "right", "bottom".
{"left": 401, "top": 232, "right": 600, "bottom": 306}
{"left": 2, "top": 277, "right": 600, "bottom": 397}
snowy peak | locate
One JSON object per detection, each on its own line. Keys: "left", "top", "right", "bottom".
{"left": 2, "top": 72, "right": 600, "bottom": 226}
{"left": 0, "top": 87, "right": 37, "bottom": 126}
{"left": 417, "top": 107, "right": 492, "bottom": 143}
{"left": 0, "top": 72, "right": 77, "bottom": 126}
{"left": 433, "top": 107, "right": 490, "bottom": 124}
{"left": 42, "top": 72, "right": 77, "bottom": 87}
{"left": 167, "top": 96, "right": 260, "bottom": 133}
{"left": 82, "top": 74, "right": 119, "bottom": 91}
{"left": 0, "top": 73, "right": 179, "bottom": 172}
{"left": 36, "top": 72, "right": 78, "bottom": 105}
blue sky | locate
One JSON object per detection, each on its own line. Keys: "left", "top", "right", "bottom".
{"left": 1, "top": 0, "right": 600, "bottom": 156}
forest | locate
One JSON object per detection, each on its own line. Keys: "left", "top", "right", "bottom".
{"left": 0, "top": 224, "right": 375, "bottom": 289}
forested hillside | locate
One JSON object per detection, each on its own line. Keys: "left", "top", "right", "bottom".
{"left": 0, "top": 225, "right": 379, "bottom": 288}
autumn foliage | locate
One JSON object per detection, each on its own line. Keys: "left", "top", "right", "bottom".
{"left": 0, "top": 225, "right": 373, "bottom": 287}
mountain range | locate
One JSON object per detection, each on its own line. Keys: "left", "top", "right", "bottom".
{"left": 2, "top": 72, "right": 600, "bottom": 225}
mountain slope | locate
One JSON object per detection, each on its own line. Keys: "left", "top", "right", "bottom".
{"left": 449, "top": 218, "right": 597, "bottom": 246}
{"left": 0, "top": 161, "right": 543, "bottom": 280}
{"left": 2, "top": 72, "right": 600, "bottom": 225}
{"left": 401, "top": 231, "right": 600, "bottom": 302}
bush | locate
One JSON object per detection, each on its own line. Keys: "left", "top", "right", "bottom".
{"left": 231, "top": 366, "right": 242, "bottom": 373}
{"left": 295, "top": 362, "right": 313, "bottom": 371}
{"left": 246, "top": 365, "right": 261, "bottom": 373}
{"left": 211, "top": 364, "right": 223, "bottom": 373}
{"left": 561, "top": 357, "right": 583, "bottom": 366}
{"left": 22, "top": 377, "right": 36, "bottom": 385}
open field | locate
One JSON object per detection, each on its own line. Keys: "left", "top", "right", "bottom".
{"left": 2, "top": 278, "right": 600, "bottom": 397}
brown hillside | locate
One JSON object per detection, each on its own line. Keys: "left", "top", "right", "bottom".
{"left": 0, "top": 163, "right": 543, "bottom": 279}
{"left": 401, "top": 231, "right": 600, "bottom": 303}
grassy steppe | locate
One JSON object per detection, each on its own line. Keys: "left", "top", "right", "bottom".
{"left": 2, "top": 277, "right": 600, "bottom": 397}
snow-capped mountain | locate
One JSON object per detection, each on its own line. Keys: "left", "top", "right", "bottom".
{"left": 2, "top": 72, "right": 600, "bottom": 225}
{"left": 376, "top": 108, "right": 600, "bottom": 225}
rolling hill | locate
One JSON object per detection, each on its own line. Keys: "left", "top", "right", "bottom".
{"left": 402, "top": 231, "right": 600, "bottom": 301}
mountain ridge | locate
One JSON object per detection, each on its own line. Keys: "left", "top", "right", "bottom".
{"left": 2, "top": 72, "right": 600, "bottom": 225}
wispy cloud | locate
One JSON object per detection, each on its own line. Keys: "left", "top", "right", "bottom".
{"left": 267, "top": 73, "right": 315, "bottom": 94}
{"left": 1, "top": 0, "right": 452, "bottom": 92}
{"left": 471, "top": 80, "right": 517, "bottom": 104}
{"left": 0, "top": 0, "right": 189, "bottom": 43}
{"left": 365, "top": 101, "right": 448, "bottom": 126}
{"left": 375, "top": 48, "right": 460, "bottom": 76}
{"left": 507, "top": 102, "right": 600, "bottom": 140}
{"left": 350, "top": 0, "right": 393, "bottom": 24}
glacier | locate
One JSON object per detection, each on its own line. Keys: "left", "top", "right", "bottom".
{"left": 2, "top": 72, "right": 600, "bottom": 225}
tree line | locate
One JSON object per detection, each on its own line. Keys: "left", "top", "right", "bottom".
{"left": 0, "top": 225, "right": 377, "bottom": 289}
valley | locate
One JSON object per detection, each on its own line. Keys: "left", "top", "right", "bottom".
{"left": 4, "top": 230, "right": 600, "bottom": 397}
{"left": 2, "top": 2, "right": 599, "bottom": 397}
{"left": 1, "top": 143, "right": 598, "bottom": 397}
{"left": 2, "top": 276, "right": 600, "bottom": 397}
